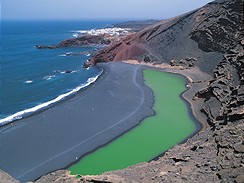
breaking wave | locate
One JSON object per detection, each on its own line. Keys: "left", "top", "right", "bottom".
{"left": 25, "top": 80, "right": 33, "bottom": 84}
{"left": 0, "top": 71, "right": 103, "bottom": 126}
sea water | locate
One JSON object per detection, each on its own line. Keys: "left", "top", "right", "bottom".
{"left": 0, "top": 20, "right": 119, "bottom": 125}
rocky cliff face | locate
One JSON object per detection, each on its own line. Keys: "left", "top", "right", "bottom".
{"left": 192, "top": 0, "right": 244, "bottom": 128}
{"left": 196, "top": 42, "right": 244, "bottom": 127}
{"left": 190, "top": 0, "right": 242, "bottom": 53}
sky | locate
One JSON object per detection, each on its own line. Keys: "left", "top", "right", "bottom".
{"left": 1, "top": 0, "right": 214, "bottom": 21}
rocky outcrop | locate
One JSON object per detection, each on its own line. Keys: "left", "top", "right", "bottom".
{"left": 169, "top": 57, "right": 197, "bottom": 68}
{"left": 190, "top": 0, "right": 243, "bottom": 53}
{"left": 189, "top": 0, "right": 243, "bottom": 128}
{"left": 0, "top": 170, "right": 20, "bottom": 183}
{"left": 35, "top": 34, "right": 112, "bottom": 49}
{"left": 195, "top": 41, "right": 244, "bottom": 127}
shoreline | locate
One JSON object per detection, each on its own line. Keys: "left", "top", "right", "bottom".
{"left": 140, "top": 63, "right": 205, "bottom": 161}
{"left": 67, "top": 66, "right": 200, "bottom": 175}
{"left": 64, "top": 63, "right": 156, "bottom": 171}
{"left": 0, "top": 70, "right": 104, "bottom": 127}
{"left": 123, "top": 60, "right": 211, "bottom": 132}
{"left": 0, "top": 62, "right": 155, "bottom": 183}
{"left": 1, "top": 61, "right": 208, "bottom": 183}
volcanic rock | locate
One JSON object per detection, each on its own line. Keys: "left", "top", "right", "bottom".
{"left": 0, "top": 170, "right": 20, "bottom": 183}
{"left": 35, "top": 34, "right": 112, "bottom": 49}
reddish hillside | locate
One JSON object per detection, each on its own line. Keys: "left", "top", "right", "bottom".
{"left": 90, "top": 0, "right": 242, "bottom": 75}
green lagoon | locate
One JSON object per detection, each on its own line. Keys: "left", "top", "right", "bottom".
{"left": 69, "top": 69, "right": 198, "bottom": 175}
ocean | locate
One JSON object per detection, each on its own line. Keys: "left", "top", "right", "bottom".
{"left": 1, "top": 20, "right": 119, "bottom": 125}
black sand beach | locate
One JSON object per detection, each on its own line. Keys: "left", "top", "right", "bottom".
{"left": 0, "top": 62, "right": 154, "bottom": 183}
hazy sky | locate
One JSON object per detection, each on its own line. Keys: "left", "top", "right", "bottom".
{"left": 2, "top": 0, "right": 213, "bottom": 20}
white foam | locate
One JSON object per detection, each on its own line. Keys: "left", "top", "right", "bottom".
{"left": 0, "top": 72, "right": 102, "bottom": 126}
{"left": 59, "top": 70, "right": 77, "bottom": 74}
{"left": 78, "top": 30, "right": 88, "bottom": 34}
{"left": 65, "top": 52, "right": 72, "bottom": 55}
{"left": 53, "top": 70, "right": 61, "bottom": 73}
{"left": 43, "top": 75, "right": 55, "bottom": 80}
{"left": 72, "top": 30, "right": 88, "bottom": 37}
{"left": 71, "top": 70, "right": 78, "bottom": 73}
{"left": 59, "top": 52, "right": 72, "bottom": 57}
{"left": 73, "top": 33, "right": 78, "bottom": 38}
{"left": 58, "top": 54, "right": 67, "bottom": 57}
{"left": 25, "top": 80, "right": 33, "bottom": 84}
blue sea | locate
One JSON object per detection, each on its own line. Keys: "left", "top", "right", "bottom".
{"left": 1, "top": 20, "right": 120, "bottom": 125}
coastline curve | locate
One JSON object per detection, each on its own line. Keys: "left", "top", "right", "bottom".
{"left": 0, "top": 62, "right": 154, "bottom": 183}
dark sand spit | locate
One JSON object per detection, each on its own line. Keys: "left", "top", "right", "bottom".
{"left": 0, "top": 62, "right": 154, "bottom": 182}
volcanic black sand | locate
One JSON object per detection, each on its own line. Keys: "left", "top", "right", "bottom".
{"left": 0, "top": 62, "right": 154, "bottom": 183}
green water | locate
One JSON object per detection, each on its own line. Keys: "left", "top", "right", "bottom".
{"left": 69, "top": 70, "right": 197, "bottom": 175}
